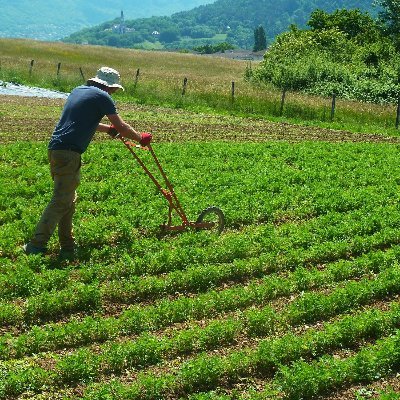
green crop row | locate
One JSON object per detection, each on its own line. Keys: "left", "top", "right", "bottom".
{"left": 2, "top": 200, "right": 400, "bottom": 303}
{"left": 0, "top": 266, "right": 70, "bottom": 301}
{"left": 2, "top": 243, "right": 399, "bottom": 359}
{"left": 2, "top": 141, "right": 400, "bottom": 258}
{"left": 186, "top": 376, "right": 400, "bottom": 400}
{"left": 1, "top": 257, "right": 399, "bottom": 396}
{"left": 100, "top": 206, "right": 400, "bottom": 303}
{"left": 2, "top": 281, "right": 400, "bottom": 399}
{"left": 3, "top": 250, "right": 399, "bottom": 396}
{"left": 0, "top": 283, "right": 101, "bottom": 327}
{"left": 269, "top": 328, "right": 400, "bottom": 399}
{"left": 375, "top": 392, "right": 400, "bottom": 400}
{"left": 76, "top": 301, "right": 400, "bottom": 400}
{"left": 2, "top": 212, "right": 400, "bottom": 329}
{"left": 102, "top": 225, "right": 400, "bottom": 306}
{"left": 186, "top": 394, "right": 232, "bottom": 400}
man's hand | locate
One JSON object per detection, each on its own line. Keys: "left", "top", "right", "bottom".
{"left": 139, "top": 132, "right": 152, "bottom": 146}
{"left": 107, "top": 125, "right": 119, "bottom": 138}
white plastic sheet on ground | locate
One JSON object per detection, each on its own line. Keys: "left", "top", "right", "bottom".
{"left": 0, "top": 81, "right": 68, "bottom": 99}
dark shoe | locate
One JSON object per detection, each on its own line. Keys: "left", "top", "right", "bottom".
{"left": 23, "top": 243, "right": 47, "bottom": 255}
{"left": 58, "top": 247, "right": 76, "bottom": 261}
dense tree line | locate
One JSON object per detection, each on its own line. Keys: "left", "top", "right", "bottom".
{"left": 251, "top": 1, "right": 400, "bottom": 103}
{"left": 62, "top": 0, "right": 375, "bottom": 50}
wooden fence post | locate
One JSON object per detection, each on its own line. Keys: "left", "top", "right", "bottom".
{"left": 134, "top": 68, "right": 140, "bottom": 89}
{"left": 29, "top": 60, "right": 34, "bottom": 75}
{"left": 231, "top": 81, "right": 235, "bottom": 102}
{"left": 279, "top": 88, "right": 287, "bottom": 116}
{"left": 396, "top": 95, "right": 400, "bottom": 129}
{"left": 57, "top": 62, "right": 61, "bottom": 78}
{"left": 182, "top": 77, "right": 188, "bottom": 96}
{"left": 330, "top": 93, "right": 336, "bottom": 121}
{"left": 79, "top": 67, "right": 85, "bottom": 81}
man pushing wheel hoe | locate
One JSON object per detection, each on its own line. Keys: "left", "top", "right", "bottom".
{"left": 23, "top": 66, "right": 152, "bottom": 258}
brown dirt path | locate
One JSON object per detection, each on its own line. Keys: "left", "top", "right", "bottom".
{"left": 1, "top": 95, "right": 399, "bottom": 144}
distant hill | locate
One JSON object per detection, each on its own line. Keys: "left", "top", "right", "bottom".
{"left": 63, "top": 0, "right": 377, "bottom": 50}
{"left": 0, "top": 0, "right": 215, "bottom": 41}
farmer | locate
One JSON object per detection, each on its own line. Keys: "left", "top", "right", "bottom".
{"left": 23, "top": 66, "right": 152, "bottom": 257}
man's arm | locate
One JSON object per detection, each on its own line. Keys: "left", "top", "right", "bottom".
{"left": 102, "top": 114, "right": 142, "bottom": 142}
{"left": 97, "top": 123, "right": 113, "bottom": 133}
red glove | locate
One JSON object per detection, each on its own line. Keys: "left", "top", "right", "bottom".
{"left": 139, "top": 132, "right": 152, "bottom": 146}
{"left": 108, "top": 125, "right": 119, "bottom": 138}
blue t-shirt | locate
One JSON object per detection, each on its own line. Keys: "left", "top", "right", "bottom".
{"left": 48, "top": 85, "right": 117, "bottom": 154}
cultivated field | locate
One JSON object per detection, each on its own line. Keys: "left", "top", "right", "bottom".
{"left": 1, "top": 39, "right": 400, "bottom": 400}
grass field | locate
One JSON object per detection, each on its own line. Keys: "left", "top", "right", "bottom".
{"left": 1, "top": 38, "right": 400, "bottom": 400}
{"left": 1, "top": 37, "right": 400, "bottom": 137}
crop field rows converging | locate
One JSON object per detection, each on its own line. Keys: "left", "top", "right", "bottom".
{"left": 2, "top": 94, "right": 400, "bottom": 399}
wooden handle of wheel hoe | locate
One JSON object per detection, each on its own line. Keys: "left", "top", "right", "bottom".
{"left": 118, "top": 136, "right": 149, "bottom": 151}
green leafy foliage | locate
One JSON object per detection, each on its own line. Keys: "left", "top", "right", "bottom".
{"left": 252, "top": 8, "right": 400, "bottom": 103}
{"left": 193, "top": 42, "right": 235, "bottom": 54}
{"left": 376, "top": 0, "right": 400, "bottom": 47}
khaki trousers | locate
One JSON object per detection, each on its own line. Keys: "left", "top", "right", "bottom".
{"left": 31, "top": 150, "right": 81, "bottom": 249}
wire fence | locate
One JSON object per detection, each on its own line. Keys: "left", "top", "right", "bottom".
{"left": 17, "top": 59, "right": 400, "bottom": 129}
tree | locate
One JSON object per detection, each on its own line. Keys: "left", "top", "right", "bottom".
{"left": 193, "top": 42, "right": 235, "bottom": 54}
{"left": 159, "top": 28, "right": 180, "bottom": 43}
{"left": 253, "top": 25, "right": 267, "bottom": 52}
{"left": 376, "top": 0, "right": 400, "bottom": 34}
{"left": 308, "top": 9, "right": 378, "bottom": 40}
{"left": 189, "top": 25, "right": 216, "bottom": 38}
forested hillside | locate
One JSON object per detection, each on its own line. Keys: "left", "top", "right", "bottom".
{"left": 63, "top": 0, "right": 376, "bottom": 49}
{"left": 0, "top": 0, "right": 214, "bottom": 41}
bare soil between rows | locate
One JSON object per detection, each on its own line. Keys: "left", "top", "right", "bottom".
{"left": 1, "top": 95, "right": 399, "bottom": 145}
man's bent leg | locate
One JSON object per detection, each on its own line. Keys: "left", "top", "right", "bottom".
{"left": 30, "top": 150, "right": 81, "bottom": 249}
{"left": 58, "top": 191, "right": 77, "bottom": 250}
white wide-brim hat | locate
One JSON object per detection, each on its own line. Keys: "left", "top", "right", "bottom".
{"left": 88, "top": 67, "right": 124, "bottom": 90}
